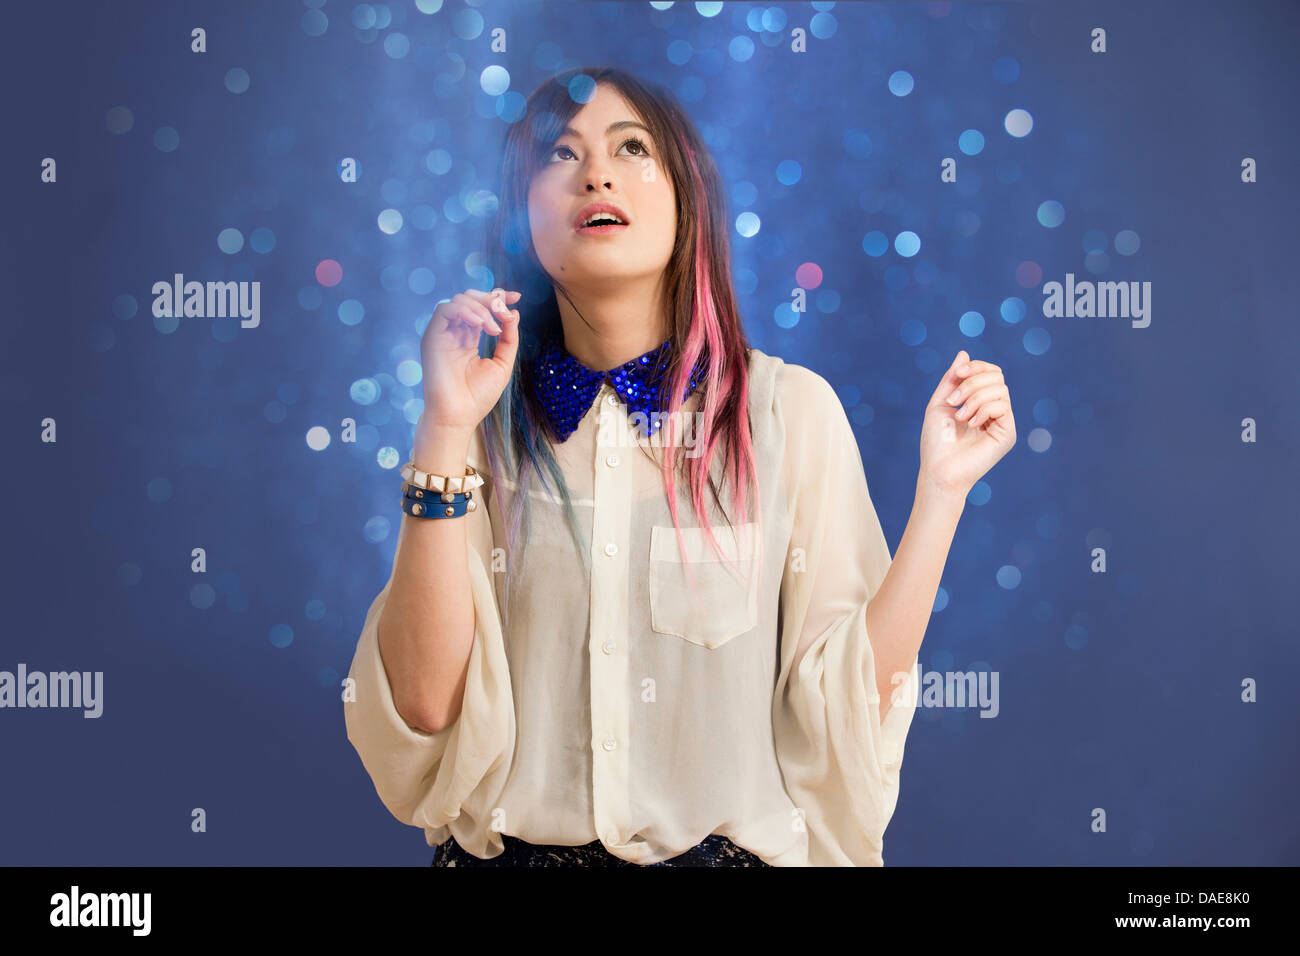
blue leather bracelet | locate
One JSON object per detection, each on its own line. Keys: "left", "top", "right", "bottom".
{"left": 401, "top": 493, "right": 473, "bottom": 518}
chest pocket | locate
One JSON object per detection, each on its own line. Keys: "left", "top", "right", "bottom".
{"left": 648, "top": 521, "right": 759, "bottom": 649}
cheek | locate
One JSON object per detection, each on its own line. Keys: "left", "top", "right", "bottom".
{"left": 644, "top": 180, "right": 677, "bottom": 238}
{"left": 528, "top": 183, "right": 564, "bottom": 234}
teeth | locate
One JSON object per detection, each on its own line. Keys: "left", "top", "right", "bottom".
{"left": 582, "top": 212, "right": 626, "bottom": 227}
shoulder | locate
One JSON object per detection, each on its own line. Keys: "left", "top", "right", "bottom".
{"left": 744, "top": 348, "right": 852, "bottom": 471}
{"left": 746, "top": 347, "right": 842, "bottom": 424}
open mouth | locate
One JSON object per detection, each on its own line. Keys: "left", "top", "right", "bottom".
{"left": 575, "top": 213, "right": 630, "bottom": 235}
{"left": 573, "top": 203, "right": 632, "bottom": 235}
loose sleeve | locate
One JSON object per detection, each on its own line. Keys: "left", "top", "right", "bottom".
{"left": 343, "top": 432, "right": 515, "bottom": 857}
{"left": 771, "top": 365, "right": 920, "bottom": 866}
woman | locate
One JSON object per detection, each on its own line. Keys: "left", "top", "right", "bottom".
{"left": 344, "top": 66, "right": 1016, "bottom": 867}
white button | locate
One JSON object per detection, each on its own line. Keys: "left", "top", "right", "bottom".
{"left": 606, "top": 394, "right": 618, "bottom": 406}
{"left": 604, "top": 542, "right": 618, "bottom": 556}
{"left": 602, "top": 737, "right": 617, "bottom": 751}
{"left": 605, "top": 453, "right": 620, "bottom": 468}
{"left": 602, "top": 639, "right": 616, "bottom": 654}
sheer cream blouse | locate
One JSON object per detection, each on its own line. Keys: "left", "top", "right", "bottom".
{"left": 344, "top": 346, "right": 920, "bottom": 866}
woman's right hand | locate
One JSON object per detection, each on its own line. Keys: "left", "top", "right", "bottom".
{"left": 420, "top": 287, "right": 522, "bottom": 433}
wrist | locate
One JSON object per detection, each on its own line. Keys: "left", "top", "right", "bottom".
{"left": 914, "top": 470, "right": 968, "bottom": 518}
{"left": 412, "top": 422, "right": 475, "bottom": 474}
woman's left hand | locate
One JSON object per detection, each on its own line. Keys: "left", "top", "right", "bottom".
{"left": 918, "top": 350, "right": 1017, "bottom": 499}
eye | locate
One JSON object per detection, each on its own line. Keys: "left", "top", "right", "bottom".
{"left": 545, "top": 137, "right": 651, "bottom": 163}
{"left": 619, "top": 136, "right": 650, "bottom": 156}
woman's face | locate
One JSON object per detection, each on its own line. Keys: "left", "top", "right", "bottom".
{"left": 527, "top": 84, "right": 677, "bottom": 290}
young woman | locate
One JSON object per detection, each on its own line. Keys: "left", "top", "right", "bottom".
{"left": 344, "top": 66, "right": 1016, "bottom": 867}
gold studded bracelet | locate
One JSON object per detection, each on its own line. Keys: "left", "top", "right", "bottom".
{"left": 400, "top": 462, "right": 483, "bottom": 519}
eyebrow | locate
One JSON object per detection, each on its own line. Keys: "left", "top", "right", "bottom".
{"left": 559, "top": 120, "right": 652, "bottom": 141}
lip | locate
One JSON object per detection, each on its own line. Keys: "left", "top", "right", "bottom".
{"left": 573, "top": 201, "right": 631, "bottom": 231}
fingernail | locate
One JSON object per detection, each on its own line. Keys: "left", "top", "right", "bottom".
{"left": 947, "top": 390, "right": 961, "bottom": 404}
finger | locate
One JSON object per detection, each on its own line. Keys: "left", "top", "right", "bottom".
{"left": 464, "top": 288, "right": 521, "bottom": 302}
{"left": 956, "top": 359, "right": 1001, "bottom": 377}
{"left": 926, "top": 350, "right": 971, "bottom": 408}
{"left": 450, "top": 293, "right": 503, "bottom": 335}
{"left": 946, "top": 370, "right": 1005, "bottom": 407}
{"left": 968, "top": 397, "right": 1011, "bottom": 429}
{"left": 485, "top": 293, "right": 518, "bottom": 335}
{"left": 954, "top": 384, "right": 1009, "bottom": 420}
{"left": 442, "top": 306, "right": 492, "bottom": 337}
{"left": 434, "top": 305, "right": 493, "bottom": 349}
{"left": 473, "top": 289, "right": 522, "bottom": 335}
{"left": 469, "top": 287, "right": 523, "bottom": 316}
{"left": 490, "top": 302, "right": 521, "bottom": 372}
{"left": 956, "top": 385, "right": 1009, "bottom": 421}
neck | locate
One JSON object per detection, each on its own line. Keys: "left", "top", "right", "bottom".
{"left": 552, "top": 273, "right": 672, "bottom": 371}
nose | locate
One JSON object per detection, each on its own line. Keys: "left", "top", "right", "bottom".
{"left": 580, "top": 152, "right": 615, "bottom": 193}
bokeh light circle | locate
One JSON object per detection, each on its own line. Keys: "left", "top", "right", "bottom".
{"left": 1015, "top": 261, "right": 1042, "bottom": 288}
{"left": 190, "top": 583, "right": 217, "bottom": 610}
{"left": 888, "top": 71, "right": 915, "bottom": 96}
{"left": 338, "top": 299, "right": 365, "bottom": 326}
{"left": 1114, "top": 229, "right": 1141, "bottom": 255}
{"left": 396, "top": 359, "right": 423, "bottom": 387}
{"left": 217, "top": 228, "right": 244, "bottom": 254}
{"left": 481, "top": 65, "right": 510, "bottom": 95}
{"left": 1037, "top": 200, "right": 1066, "bottom": 228}
{"left": 997, "top": 566, "right": 1023, "bottom": 589}
{"left": 894, "top": 231, "right": 921, "bottom": 257}
{"left": 224, "top": 68, "right": 250, "bottom": 94}
{"left": 153, "top": 126, "right": 180, "bottom": 152}
{"left": 776, "top": 159, "right": 802, "bottom": 185}
{"left": 958, "top": 129, "right": 985, "bottom": 155}
{"left": 315, "top": 259, "right": 343, "bottom": 286}
{"left": 112, "top": 294, "right": 138, "bottom": 320}
{"left": 862, "top": 231, "right": 889, "bottom": 257}
{"left": 351, "top": 378, "right": 380, "bottom": 405}
{"left": 105, "top": 106, "right": 134, "bottom": 134}
{"left": 959, "top": 311, "right": 986, "bottom": 336}
{"left": 250, "top": 227, "right": 276, "bottom": 253}
{"left": 147, "top": 477, "right": 172, "bottom": 502}
{"left": 1082, "top": 229, "right": 1108, "bottom": 255}
{"left": 1004, "top": 108, "right": 1034, "bottom": 137}
{"left": 301, "top": 9, "right": 328, "bottom": 36}
{"left": 992, "top": 56, "right": 1020, "bottom": 83}
{"left": 1023, "top": 327, "right": 1052, "bottom": 356}
{"left": 384, "top": 32, "right": 410, "bottom": 59}
{"left": 795, "top": 263, "right": 823, "bottom": 289}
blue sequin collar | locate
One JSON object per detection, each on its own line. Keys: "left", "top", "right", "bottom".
{"left": 530, "top": 334, "right": 707, "bottom": 443}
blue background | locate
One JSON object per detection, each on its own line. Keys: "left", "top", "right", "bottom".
{"left": 1, "top": 0, "right": 1296, "bottom": 865}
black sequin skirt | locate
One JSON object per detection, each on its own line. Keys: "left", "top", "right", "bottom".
{"left": 432, "top": 833, "right": 771, "bottom": 867}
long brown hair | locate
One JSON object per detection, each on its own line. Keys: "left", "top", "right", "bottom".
{"left": 479, "top": 65, "right": 761, "bottom": 594}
